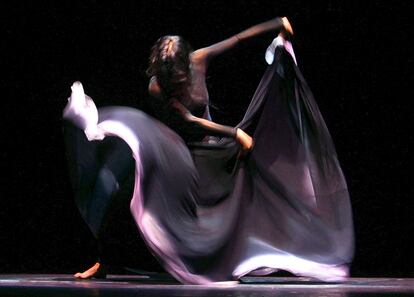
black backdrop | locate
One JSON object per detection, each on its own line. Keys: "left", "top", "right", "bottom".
{"left": 1, "top": 1, "right": 412, "bottom": 277}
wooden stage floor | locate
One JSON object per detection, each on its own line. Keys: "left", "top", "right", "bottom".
{"left": 1, "top": 274, "right": 413, "bottom": 296}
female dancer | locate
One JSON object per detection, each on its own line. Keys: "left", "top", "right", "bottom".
{"left": 64, "top": 16, "right": 354, "bottom": 283}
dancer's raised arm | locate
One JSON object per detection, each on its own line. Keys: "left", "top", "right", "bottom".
{"left": 192, "top": 17, "right": 293, "bottom": 69}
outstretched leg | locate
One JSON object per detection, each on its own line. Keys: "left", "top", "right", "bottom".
{"left": 70, "top": 136, "right": 134, "bottom": 279}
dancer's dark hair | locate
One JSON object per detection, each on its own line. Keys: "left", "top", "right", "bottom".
{"left": 147, "top": 35, "right": 193, "bottom": 101}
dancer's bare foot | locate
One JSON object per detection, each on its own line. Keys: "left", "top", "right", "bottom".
{"left": 281, "top": 17, "right": 294, "bottom": 36}
{"left": 74, "top": 262, "right": 107, "bottom": 279}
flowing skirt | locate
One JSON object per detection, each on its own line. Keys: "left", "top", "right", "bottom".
{"left": 63, "top": 46, "right": 354, "bottom": 284}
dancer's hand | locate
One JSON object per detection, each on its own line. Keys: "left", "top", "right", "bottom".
{"left": 236, "top": 128, "right": 254, "bottom": 156}
{"left": 281, "top": 17, "right": 294, "bottom": 37}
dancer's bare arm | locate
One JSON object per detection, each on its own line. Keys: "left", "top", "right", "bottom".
{"left": 191, "top": 17, "right": 293, "bottom": 72}
{"left": 171, "top": 99, "right": 253, "bottom": 152}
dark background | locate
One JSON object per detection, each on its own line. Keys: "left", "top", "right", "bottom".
{"left": 1, "top": 1, "right": 412, "bottom": 277}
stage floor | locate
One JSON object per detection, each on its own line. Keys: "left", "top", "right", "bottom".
{"left": 1, "top": 274, "right": 413, "bottom": 296}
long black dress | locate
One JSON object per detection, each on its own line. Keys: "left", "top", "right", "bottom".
{"left": 63, "top": 35, "right": 354, "bottom": 284}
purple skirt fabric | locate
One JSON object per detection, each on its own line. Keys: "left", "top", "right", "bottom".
{"left": 63, "top": 47, "right": 354, "bottom": 284}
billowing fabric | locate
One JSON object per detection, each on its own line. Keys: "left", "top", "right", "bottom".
{"left": 63, "top": 44, "right": 353, "bottom": 284}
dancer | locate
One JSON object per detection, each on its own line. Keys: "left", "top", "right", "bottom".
{"left": 66, "top": 16, "right": 290, "bottom": 279}
{"left": 64, "top": 16, "right": 354, "bottom": 283}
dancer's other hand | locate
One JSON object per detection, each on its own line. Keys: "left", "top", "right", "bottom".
{"left": 236, "top": 128, "right": 254, "bottom": 156}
